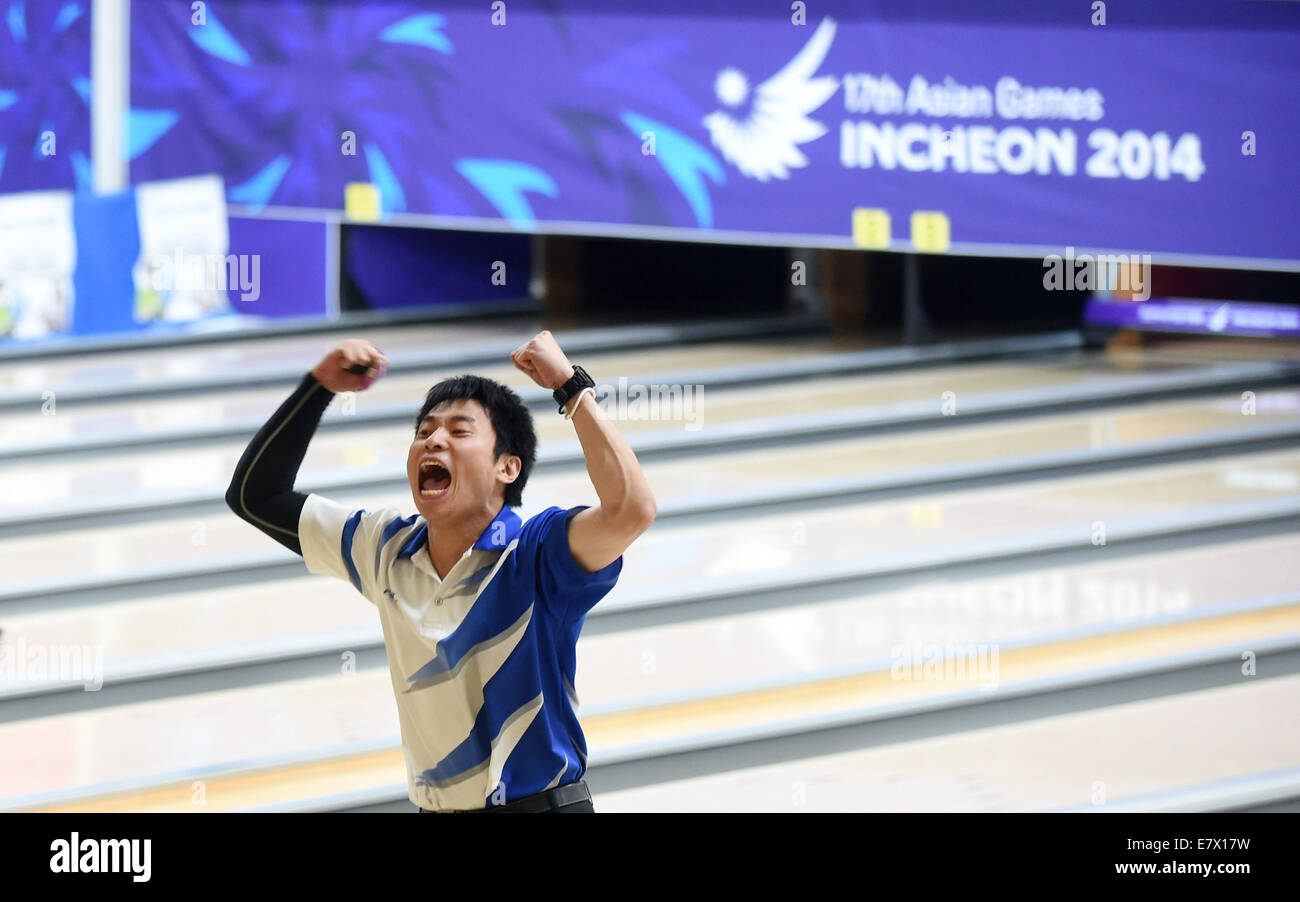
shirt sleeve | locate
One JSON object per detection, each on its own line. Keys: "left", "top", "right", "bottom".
{"left": 298, "top": 493, "right": 408, "bottom": 605}
{"left": 522, "top": 505, "right": 623, "bottom": 625}
{"left": 225, "top": 372, "right": 334, "bottom": 556}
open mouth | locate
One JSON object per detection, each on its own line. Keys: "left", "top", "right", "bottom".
{"left": 418, "top": 460, "right": 452, "bottom": 497}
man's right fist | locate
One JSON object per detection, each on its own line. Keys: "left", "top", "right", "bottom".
{"left": 311, "top": 339, "right": 389, "bottom": 393}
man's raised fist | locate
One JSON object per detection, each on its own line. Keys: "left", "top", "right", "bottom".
{"left": 311, "top": 339, "right": 388, "bottom": 393}
{"left": 510, "top": 330, "right": 575, "bottom": 391}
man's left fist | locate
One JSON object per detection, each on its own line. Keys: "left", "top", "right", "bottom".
{"left": 510, "top": 330, "right": 575, "bottom": 391}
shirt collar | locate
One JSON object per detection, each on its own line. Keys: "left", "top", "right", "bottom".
{"left": 396, "top": 505, "right": 522, "bottom": 560}
{"left": 396, "top": 523, "right": 429, "bottom": 560}
{"left": 472, "top": 504, "right": 522, "bottom": 550}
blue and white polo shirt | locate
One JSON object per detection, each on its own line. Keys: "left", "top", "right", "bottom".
{"left": 298, "top": 493, "right": 622, "bottom": 811}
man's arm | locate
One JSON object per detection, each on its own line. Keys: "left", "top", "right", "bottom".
{"left": 226, "top": 339, "right": 388, "bottom": 554}
{"left": 511, "top": 331, "right": 656, "bottom": 573}
{"left": 225, "top": 371, "right": 332, "bottom": 554}
{"left": 563, "top": 391, "right": 656, "bottom": 572}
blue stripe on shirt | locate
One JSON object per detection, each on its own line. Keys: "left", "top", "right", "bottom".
{"left": 381, "top": 514, "right": 417, "bottom": 547}
{"left": 341, "top": 510, "right": 365, "bottom": 591}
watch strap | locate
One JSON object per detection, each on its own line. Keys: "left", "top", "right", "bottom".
{"left": 553, "top": 365, "right": 595, "bottom": 413}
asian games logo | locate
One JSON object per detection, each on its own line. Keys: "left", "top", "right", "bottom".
{"left": 703, "top": 17, "right": 839, "bottom": 182}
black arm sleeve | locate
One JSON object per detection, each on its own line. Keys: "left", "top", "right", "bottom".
{"left": 225, "top": 371, "right": 335, "bottom": 556}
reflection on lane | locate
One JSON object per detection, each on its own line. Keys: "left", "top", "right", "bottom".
{"left": 595, "top": 675, "right": 1300, "bottom": 812}
{"left": 8, "top": 530, "right": 1295, "bottom": 704}
{"left": 6, "top": 586, "right": 1295, "bottom": 809}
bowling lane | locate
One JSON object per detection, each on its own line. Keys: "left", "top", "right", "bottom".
{"left": 4, "top": 527, "right": 1297, "bottom": 707}
{"left": 0, "top": 336, "right": 857, "bottom": 450}
{"left": 11, "top": 384, "right": 1300, "bottom": 530}
{"left": 594, "top": 674, "right": 1300, "bottom": 812}
{"left": 3, "top": 340, "right": 1280, "bottom": 455}
{"left": 4, "top": 346, "right": 1295, "bottom": 521}
{"left": 0, "top": 323, "right": 1276, "bottom": 409}
{"left": 7, "top": 593, "right": 1298, "bottom": 811}
{"left": 608, "top": 448, "right": 1300, "bottom": 611}
{"left": 3, "top": 424, "right": 1298, "bottom": 595}
{"left": 0, "top": 318, "right": 538, "bottom": 401}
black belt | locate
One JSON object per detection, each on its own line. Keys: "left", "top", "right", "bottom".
{"left": 421, "top": 780, "right": 591, "bottom": 814}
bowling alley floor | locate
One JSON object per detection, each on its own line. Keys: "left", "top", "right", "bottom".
{"left": 2, "top": 317, "right": 1297, "bottom": 813}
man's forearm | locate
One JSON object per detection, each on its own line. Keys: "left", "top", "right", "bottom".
{"left": 225, "top": 372, "right": 335, "bottom": 554}
{"left": 567, "top": 391, "right": 656, "bottom": 526}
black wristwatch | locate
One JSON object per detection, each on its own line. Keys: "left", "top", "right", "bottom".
{"left": 553, "top": 365, "right": 596, "bottom": 414}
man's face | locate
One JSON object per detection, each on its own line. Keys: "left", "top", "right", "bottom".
{"left": 408, "top": 398, "right": 518, "bottom": 522}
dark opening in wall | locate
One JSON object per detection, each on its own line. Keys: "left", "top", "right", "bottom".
{"left": 545, "top": 235, "right": 790, "bottom": 320}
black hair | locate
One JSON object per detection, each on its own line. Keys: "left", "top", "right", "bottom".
{"left": 413, "top": 375, "right": 537, "bottom": 508}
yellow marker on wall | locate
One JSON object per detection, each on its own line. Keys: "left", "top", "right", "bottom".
{"left": 345, "top": 182, "right": 382, "bottom": 221}
{"left": 851, "top": 207, "right": 891, "bottom": 249}
{"left": 910, "top": 211, "right": 951, "bottom": 252}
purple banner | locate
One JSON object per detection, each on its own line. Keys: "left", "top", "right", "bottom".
{"left": 0, "top": 1, "right": 92, "bottom": 193}
{"left": 1085, "top": 297, "right": 1300, "bottom": 339}
{"left": 125, "top": 1, "right": 1300, "bottom": 267}
{"left": 228, "top": 216, "right": 327, "bottom": 319}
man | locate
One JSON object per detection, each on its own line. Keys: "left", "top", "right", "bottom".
{"left": 226, "top": 331, "right": 656, "bottom": 813}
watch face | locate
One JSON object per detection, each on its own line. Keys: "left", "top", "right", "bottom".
{"left": 555, "top": 367, "right": 594, "bottom": 407}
